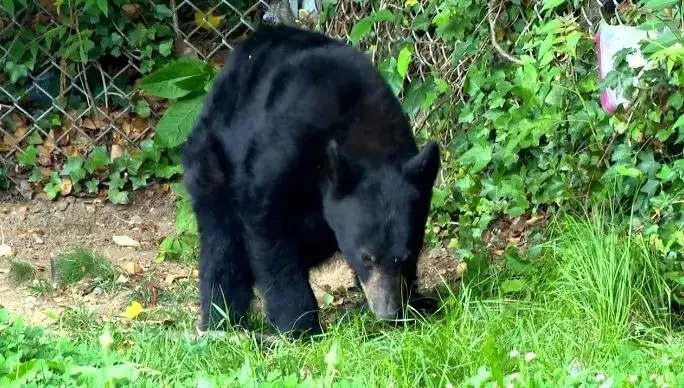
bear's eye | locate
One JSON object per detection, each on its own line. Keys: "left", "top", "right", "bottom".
{"left": 393, "top": 253, "right": 411, "bottom": 264}
{"left": 360, "top": 252, "right": 375, "bottom": 265}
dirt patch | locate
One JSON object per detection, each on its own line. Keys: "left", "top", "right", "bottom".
{"left": 0, "top": 188, "right": 461, "bottom": 328}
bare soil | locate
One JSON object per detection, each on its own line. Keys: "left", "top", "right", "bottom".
{"left": 0, "top": 188, "right": 461, "bottom": 328}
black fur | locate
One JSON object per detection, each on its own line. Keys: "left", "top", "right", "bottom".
{"left": 183, "top": 25, "right": 441, "bottom": 338}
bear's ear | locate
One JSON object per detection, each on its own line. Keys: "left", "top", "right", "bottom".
{"left": 402, "top": 141, "right": 440, "bottom": 189}
{"left": 325, "top": 139, "right": 362, "bottom": 196}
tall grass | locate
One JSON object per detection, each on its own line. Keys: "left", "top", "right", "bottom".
{"left": 3, "top": 209, "right": 682, "bottom": 386}
{"left": 545, "top": 206, "right": 672, "bottom": 347}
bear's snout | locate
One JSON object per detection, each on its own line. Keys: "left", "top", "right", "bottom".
{"left": 359, "top": 270, "right": 402, "bottom": 320}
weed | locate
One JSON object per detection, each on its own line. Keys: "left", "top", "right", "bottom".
{"left": 8, "top": 260, "right": 36, "bottom": 285}
{"left": 55, "top": 248, "right": 118, "bottom": 287}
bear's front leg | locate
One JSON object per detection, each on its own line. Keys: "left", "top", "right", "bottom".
{"left": 249, "top": 235, "right": 322, "bottom": 339}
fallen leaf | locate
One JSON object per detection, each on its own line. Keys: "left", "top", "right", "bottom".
{"left": 194, "top": 9, "right": 224, "bottom": 30}
{"left": 60, "top": 178, "right": 73, "bottom": 195}
{"left": 123, "top": 301, "right": 144, "bottom": 320}
{"left": 164, "top": 273, "right": 188, "bottom": 285}
{"left": 123, "top": 262, "right": 144, "bottom": 276}
{"left": 121, "top": 3, "right": 141, "bottom": 19}
{"left": 31, "top": 234, "right": 44, "bottom": 244}
{"left": 110, "top": 144, "right": 123, "bottom": 161}
{"left": 456, "top": 262, "right": 467, "bottom": 275}
{"left": 116, "top": 274, "right": 129, "bottom": 284}
{"left": 0, "top": 244, "right": 12, "bottom": 257}
{"left": 113, "top": 235, "right": 141, "bottom": 248}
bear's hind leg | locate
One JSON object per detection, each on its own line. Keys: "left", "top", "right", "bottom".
{"left": 194, "top": 201, "right": 254, "bottom": 332}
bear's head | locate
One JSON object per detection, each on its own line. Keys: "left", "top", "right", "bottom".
{"left": 322, "top": 140, "right": 441, "bottom": 320}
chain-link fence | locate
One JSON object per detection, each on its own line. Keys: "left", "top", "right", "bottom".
{"left": 0, "top": 0, "right": 468, "bottom": 191}
{"left": 0, "top": 0, "right": 279, "bottom": 186}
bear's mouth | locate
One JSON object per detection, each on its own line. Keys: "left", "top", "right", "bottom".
{"left": 358, "top": 269, "right": 402, "bottom": 320}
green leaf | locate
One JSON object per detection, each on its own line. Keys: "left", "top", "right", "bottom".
{"left": 84, "top": 146, "right": 110, "bottom": 173}
{"left": 108, "top": 188, "right": 129, "bottom": 204}
{"left": 349, "top": 16, "right": 373, "bottom": 46}
{"left": 141, "top": 139, "right": 162, "bottom": 163}
{"left": 640, "top": 178, "right": 660, "bottom": 197}
{"left": 643, "top": 0, "right": 678, "bottom": 11}
{"left": 458, "top": 144, "right": 492, "bottom": 173}
{"left": 615, "top": 166, "right": 642, "bottom": 178}
{"left": 396, "top": 45, "right": 413, "bottom": 80}
{"left": 60, "top": 156, "right": 86, "bottom": 184}
{"left": 372, "top": 9, "right": 393, "bottom": 21}
{"left": 85, "top": 179, "right": 100, "bottom": 193}
{"left": 501, "top": 279, "right": 528, "bottom": 294}
{"left": 1, "top": 0, "right": 14, "bottom": 15}
{"left": 541, "top": 0, "right": 566, "bottom": 12}
{"left": 155, "top": 93, "right": 205, "bottom": 148}
{"left": 641, "top": 31, "right": 677, "bottom": 55}
{"left": 17, "top": 145, "right": 38, "bottom": 166}
{"left": 139, "top": 58, "right": 213, "bottom": 99}
{"left": 135, "top": 99, "right": 151, "bottom": 118}
{"left": 96, "top": 0, "right": 107, "bottom": 17}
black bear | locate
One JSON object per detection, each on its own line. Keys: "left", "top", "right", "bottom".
{"left": 182, "top": 24, "right": 441, "bottom": 338}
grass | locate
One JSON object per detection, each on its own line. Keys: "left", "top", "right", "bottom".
{"left": 8, "top": 260, "right": 36, "bottom": 285}
{"left": 55, "top": 248, "right": 118, "bottom": 287}
{"left": 2, "top": 209, "right": 684, "bottom": 387}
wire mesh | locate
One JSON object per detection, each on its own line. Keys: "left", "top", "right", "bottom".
{"left": 0, "top": 0, "right": 272, "bottom": 186}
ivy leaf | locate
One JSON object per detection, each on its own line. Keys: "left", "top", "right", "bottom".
{"left": 349, "top": 16, "right": 373, "bottom": 46}
{"left": 141, "top": 139, "right": 162, "bottom": 163}
{"left": 640, "top": 179, "right": 660, "bottom": 198}
{"left": 615, "top": 166, "right": 642, "bottom": 178}
{"left": 17, "top": 145, "right": 38, "bottom": 166}
{"left": 139, "top": 58, "right": 213, "bottom": 99}
{"left": 458, "top": 144, "right": 492, "bottom": 173}
{"left": 84, "top": 146, "right": 110, "bottom": 173}
{"left": 60, "top": 156, "right": 86, "bottom": 184}
{"left": 108, "top": 188, "right": 130, "bottom": 204}
{"left": 155, "top": 93, "right": 205, "bottom": 148}
{"left": 85, "top": 179, "right": 100, "bottom": 193}
{"left": 135, "top": 99, "right": 151, "bottom": 118}
{"left": 43, "top": 173, "right": 62, "bottom": 200}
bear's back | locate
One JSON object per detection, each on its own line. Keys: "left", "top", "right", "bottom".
{"left": 186, "top": 25, "right": 420, "bottom": 215}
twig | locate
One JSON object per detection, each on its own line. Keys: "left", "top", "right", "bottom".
{"left": 488, "top": 0, "right": 523, "bottom": 65}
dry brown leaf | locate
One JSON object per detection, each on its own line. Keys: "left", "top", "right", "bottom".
{"left": 37, "top": 146, "right": 52, "bottom": 167}
{"left": 60, "top": 178, "right": 73, "bottom": 195}
{"left": 79, "top": 118, "right": 95, "bottom": 130}
{"left": 113, "top": 235, "right": 141, "bottom": 248}
{"left": 110, "top": 144, "right": 123, "bottom": 161}
{"left": 122, "top": 3, "right": 141, "bottom": 19}
{"left": 164, "top": 273, "right": 188, "bottom": 285}
{"left": 456, "top": 262, "right": 467, "bottom": 275}
{"left": 123, "top": 262, "right": 144, "bottom": 276}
